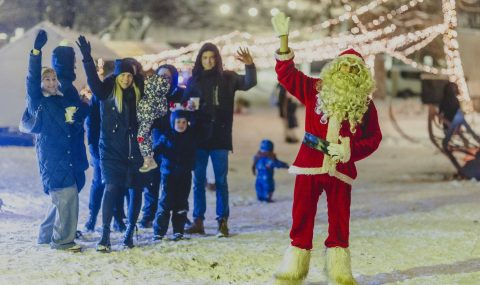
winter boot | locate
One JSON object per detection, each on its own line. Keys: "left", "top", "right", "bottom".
{"left": 122, "top": 225, "right": 137, "bottom": 249}
{"left": 112, "top": 218, "right": 127, "bottom": 233}
{"left": 185, "top": 218, "right": 205, "bottom": 234}
{"left": 216, "top": 218, "right": 229, "bottom": 238}
{"left": 139, "top": 155, "right": 158, "bottom": 173}
{"left": 325, "top": 247, "right": 357, "bottom": 285}
{"left": 273, "top": 246, "right": 311, "bottom": 285}
{"left": 84, "top": 215, "right": 96, "bottom": 232}
{"left": 96, "top": 226, "right": 111, "bottom": 253}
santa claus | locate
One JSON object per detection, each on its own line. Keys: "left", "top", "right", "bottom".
{"left": 271, "top": 12, "right": 382, "bottom": 285}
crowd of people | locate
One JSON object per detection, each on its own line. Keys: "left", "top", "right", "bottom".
{"left": 22, "top": 10, "right": 386, "bottom": 284}
{"left": 22, "top": 29, "right": 257, "bottom": 253}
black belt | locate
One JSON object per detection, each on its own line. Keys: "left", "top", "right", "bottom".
{"left": 302, "top": 132, "right": 330, "bottom": 154}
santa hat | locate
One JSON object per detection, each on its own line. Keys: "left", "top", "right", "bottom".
{"left": 338, "top": 48, "right": 364, "bottom": 62}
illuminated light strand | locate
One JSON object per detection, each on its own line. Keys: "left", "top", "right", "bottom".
{"left": 367, "top": 0, "right": 423, "bottom": 29}
{"left": 442, "top": 0, "right": 471, "bottom": 111}
{"left": 254, "top": 0, "right": 397, "bottom": 45}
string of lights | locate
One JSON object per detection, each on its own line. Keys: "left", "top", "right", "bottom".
{"left": 135, "top": 0, "right": 471, "bottom": 106}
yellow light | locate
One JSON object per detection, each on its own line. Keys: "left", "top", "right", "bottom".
{"left": 248, "top": 7, "right": 258, "bottom": 17}
{"left": 219, "top": 4, "right": 231, "bottom": 15}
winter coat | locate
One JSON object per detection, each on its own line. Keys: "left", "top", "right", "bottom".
{"left": 82, "top": 60, "right": 144, "bottom": 188}
{"left": 152, "top": 113, "right": 202, "bottom": 175}
{"left": 24, "top": 52, "right": 88, "bottom": 194}
{"left": 86, "top": 95, "right": 101, "bottom": 160}
{"left": 275, "top": 50, "right": 382, "bottom": 185}
{"left": 183, "top": 64, "right": 257, "bottom": 150}
{"left": 151, "top": 86, "right": 186, "bottom": 141}
{"left": 253, "top": 152, "right": 289, "bottom": 185}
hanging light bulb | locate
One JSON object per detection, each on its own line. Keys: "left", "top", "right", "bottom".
{"left": 270, "top": 7, "right": 280, "bottom": 16}
{"left": 219, "top": 4, "right": 231, "bottom": 15}
{"left": 248, "top": 7, "right": 258, "bottom": 17}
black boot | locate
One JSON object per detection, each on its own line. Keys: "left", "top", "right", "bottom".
{"left": 84, "top": 215, "right": 96, "bottom": 232}
{"left": 96, "top": 226, "right": 111, "bottom": 253}
{"left": 122, "top": 225, "right": 136, "bottom": 249}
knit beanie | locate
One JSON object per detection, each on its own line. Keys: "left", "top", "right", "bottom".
{"left": 51, "top": 40, "right": 76, "bottom": 82}
{"left": 113, "top": 59, "right": 135, "bottom": 76}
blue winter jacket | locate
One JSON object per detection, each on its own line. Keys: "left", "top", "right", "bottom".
{"left": 24, "top": 52, "right": 88, "bottom": 193}
{"left": 253, "top": 153, "right": 289, "bottom": 185}
{"left": 152, "top": 112, "right": 202, "bottom": 175}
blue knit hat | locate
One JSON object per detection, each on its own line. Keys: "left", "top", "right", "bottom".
{"left": 113, "top": 59, "right": 135, "bottom": 76}
{"left": 260, "top": 139, "right": 274, "bottom": 152}
{"left": 170, "top": 110, "right": 189, "bottom": 130}
{"left": 51, "top": 42, "right": 76, "bottom": 82}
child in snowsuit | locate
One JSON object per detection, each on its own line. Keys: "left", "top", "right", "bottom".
{"left": 252, "top": 139, "right": 289, "bottom": 202}
{"left": 21, "top": 30, "right": 88, "bottom": 252}
{"left": 137, "top": 74, "right": 170, "bottom": 172}
{"left": 151, "top": 108, "right": 200, "bottom": 241}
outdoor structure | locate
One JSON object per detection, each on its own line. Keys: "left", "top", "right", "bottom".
{"left": 0, "top": 21, "right": 116, "bottom": 128}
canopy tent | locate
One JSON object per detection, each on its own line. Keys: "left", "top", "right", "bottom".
{"left": 0, "top": 21, "right": 116, "bottom": 128}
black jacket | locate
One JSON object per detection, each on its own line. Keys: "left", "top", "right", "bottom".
{"left": 183, "top": 64, "right": 256, "bottom": 150}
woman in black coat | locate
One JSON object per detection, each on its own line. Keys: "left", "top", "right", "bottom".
{"left": 77, "top": 36, "right": 145, "bottom": 251}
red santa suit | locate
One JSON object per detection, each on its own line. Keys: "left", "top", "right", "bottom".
{"left": 275, "top": 49, "right": 382, "bottom": 250}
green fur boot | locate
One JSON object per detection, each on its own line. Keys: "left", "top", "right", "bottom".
{"left": 274, "top": 246, "right": 311, "bottom": 285}
{"left": 325, "top": 247, "right": 357, "bottom": 285}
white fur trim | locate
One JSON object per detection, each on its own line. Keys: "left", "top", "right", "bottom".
{"left": 288, "top": 166, "right": 353, "bottom": 185}
{"left": 325, "top": 247, "right": 357, "bottom": 285}
{"left": 274, "top": 49, "right": 295, "bottom": 61}
{"left": 274, "top": 246, "right": 311, "bottom": 281}
{"left": 339, "top": 136, "right": 351, "bottom": 163}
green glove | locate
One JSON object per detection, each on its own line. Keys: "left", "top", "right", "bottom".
{"left": 271, "top": 12, "right": 290, "bottom": 37}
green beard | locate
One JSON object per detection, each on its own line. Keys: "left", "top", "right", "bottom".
{"left": 317, "top": 55, "right": 376, "bottom": 132}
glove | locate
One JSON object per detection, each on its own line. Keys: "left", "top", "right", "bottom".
{"left": 327, "top": 137, "right": 350, "bottom": 163}
{"left": 75, "top": 35, "right": 92, "bottom": 62}
{"left": 271, "top": 12, "right": 290, "bottom": 37}
{"left": 34, "top": 29, "right": 48, "bottom": 51}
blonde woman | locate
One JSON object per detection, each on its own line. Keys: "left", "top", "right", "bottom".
{"left": 77, "top": 36, "right": 144, "bottom": 252}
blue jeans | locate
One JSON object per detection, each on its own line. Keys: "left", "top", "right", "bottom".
{"left": 192, "top": 149, "right": 229, "bottom": 220}
{"left": 88, "top": 158, "right": 105, "bottom": 219}
{"left": 141, "top": 170, "right": 161, "bottom": 223}
{"left": 38, "top": 184, "right": 79, "bottom": 249}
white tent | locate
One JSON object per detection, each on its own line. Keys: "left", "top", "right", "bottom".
{"left": 0, "top": 21, "right": 117, "bottom": 127}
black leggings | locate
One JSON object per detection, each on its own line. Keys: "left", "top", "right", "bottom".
{"left": 102, "top": 184, "right": 142, "bottom": 228}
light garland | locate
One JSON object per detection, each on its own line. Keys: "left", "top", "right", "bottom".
{"left": 442, "top": 0, "right": 471, "bottom": 111}
{"left": 134, "top": 0, "right": 472, "bottom": 108}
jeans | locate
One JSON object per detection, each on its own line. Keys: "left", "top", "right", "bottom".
{"left": 102, "top": 185, "right": 142, "bottom": 229}
{"left": 88, "top": 159, "right": 105, "bottom": 220}
{"left": 38, "top": 184, "right": 79, "bottom": 249}
{"left": 192, "top": 149, "right": 229, "bottom": 220}
{"left": 141, "top": 170, "right": 161, "bottom": 223}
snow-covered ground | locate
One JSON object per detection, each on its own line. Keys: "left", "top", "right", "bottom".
{"left": 1, "top": 98, "right": 480, "bottom": 285}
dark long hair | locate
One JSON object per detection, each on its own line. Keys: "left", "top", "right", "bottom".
{"left": 191, "top": 43, "right": 223, "bottom": 78}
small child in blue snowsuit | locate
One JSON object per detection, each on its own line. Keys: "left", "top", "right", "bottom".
{"left": 252, "top": 139, "right": 289, "bottom": 202}
{"left": 151, "top": 108, "right": 201, "bottom": 241}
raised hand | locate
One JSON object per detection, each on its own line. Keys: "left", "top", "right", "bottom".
{"left": 271, "top": 12, "right": 290, "bottom": 37}
{"left": 235, "top": 47, "right": 254, "bottom": 65}
{"left": 75, "top": 35, "right": 92, "bottom": 61}
{"left": 34, "top": 29, "right": 48, "bottom": 51}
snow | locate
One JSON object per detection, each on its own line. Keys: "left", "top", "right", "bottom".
{"left": 1, "top": 98, "right": 480, "bottom": 285}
